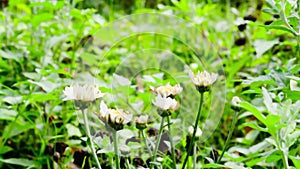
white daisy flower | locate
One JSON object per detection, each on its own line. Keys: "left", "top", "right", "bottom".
{"left": 231, "top": 96, "right": 242, "bottom": 107}
{"left": 152, "top": 95, "right": 179, "bottom": 111}
{"left": 150, "top": 82, "right": 183, "bottom": 97}
{"left": 188, "top": 126, "right": 202, "bottom": 137}
{"left": 134, "top": 115, "right": 148, "bottom": 125}
{"left": 134, "top": 115, "right": 148, "bottom": 130}
{"left": 99, "top": 101, "right": 132, "bottom": 126}
{"left": 63, "top": 84, "right": 105, "bottom": 102}
{"left": 189, "top": 70, "right": 218, "bottom": 87}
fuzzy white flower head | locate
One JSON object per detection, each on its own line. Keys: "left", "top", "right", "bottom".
{"left": 152, "top": 95, "right": 179, "bottom": 111}
{"left": 231, "top": 96, "right": 242, "bottom": 107}
{"left": 150, "top": 82, "right": 183, "bottom": 97}
{"left": 99, "top": 101, "right": 132, "bottom": 126}
{"left": 189, "top": 70, "right": 218, "bottom": 87}
{"left": 188, "top": 126, "right": 203, "bottom": 137}
{"left": 63, "top": 84, "right": 105, "bottom": 102}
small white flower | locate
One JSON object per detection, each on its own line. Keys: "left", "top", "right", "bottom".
{"left": 150, "top": 82, "right": 183, "bottom": 97}
{"left": 135, "top": 115, "right": 148, "bottom": 125}
{"left": 188, "top": 126, "right": 202, "bottom": 137}
{"left": 189, "top": 70, "right": 218, "bottom": 87}
{"left": 135, "top": 115, "right": 148, "bottom": 130}
{"left": 120, "top": 145, "right": 131, "bottom": 156}
{"left": 63, "top": 84, "right": 105, "bottom": 102}
{"left": 99, "top": 101, "right": 132, "bottom": 125}
{"left": 231, "top": 96, "right": 242, "bottom": 107}
{"left": 152, "top": 95, "right": 179, "bottom": 111}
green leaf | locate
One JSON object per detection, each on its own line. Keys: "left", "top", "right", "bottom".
{"left": 289, "top": 156, "right": 300, "bottom": 169}
{"left": 0, "top": 158, "right": 37, "bottom": 167}
{"left": 202, "top": 163, "right": 226, "bottom": 168}
{"left": 28, "top": 92, "right": 58, "bottom": 102}
{"left": 265, "top": 114, "right": 281, "bottom": 135}
{"left": 0, "top": 108, "right": 18, "bottom": 121}
{"left": 0, "top": 146, "right": 13, "bottom": 155}
{"left": 2, "top": 96, "right": 22, "bottom": 105}
{"left": 0, "top": 50, "right": 23, "bottom": 62}
{"left": 241, "top": 121, "right": 268, "bottom": 132}
{"left": 3, "top": 122, "right": 34, "bottom": 138}
{"left": 31, "top": 13, "right": 54, "bottom": 27}
{"left": 23, "top": 72, "right": 41, "bottom": 80}
{"left": 266, "top": 150, "right": 281, "bottom": 163}
{"left": 262, "top": 87, "right": 276, "bottom": 114}
{"left": 46, "top": 34, "right": 69, "bottom": 49}
{"left": 265, "top": 0, "right": 278, "bottom": 11}
{"left": 253, "top": 39, "right": 279, "bottom": 58}
{"left": 286, "top": 90, "right": 300, "bottom": 102}
{"left": 249, "top": 140, "right": 271, "bottom": 154}
{"left": 240, "top": 102, "right": 267, "bottom": 125}
{"left": 28, "top": 80, "right": 60, "bottom": 93}
{"left": 246, "top": 157, "right": 265, "bottom": 167}
{"left": 66, "top": 124, "right": 82, "bottom": 137}
{"left": 288, "top": 16, "right": 298, "bottom": 31}
{"left": 227, "top": 54, "right": 251, "bottom": 81}
{"left": 242, "top": 75, "right": 274, "bottom": 86}
{"left": 70, "top": 8, "right": 84, "bottom": 20}
{"left": 261, "top": 25, "right": 297, "bottom": 36}
{"left": 287, "top": 130, "right": 300, "bottom": 148}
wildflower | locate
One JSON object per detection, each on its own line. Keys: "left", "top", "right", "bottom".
{"left": 63, "top": 84, "right": 105, "bottom": 102}
{"left": 231, "top": 96, "right": 242, "bottom": 107}
{"left": 153, "top": 95, "right": 179, "bottom": 111}
{"left": 120, "top": 145, "right": 131, "bottom": 156}
{"left": 231, "top": 96, "right": 242, "bottom": 111}
{"left": 99, "top": 101, "right": 132, "bottom": 130}
{"left": 153, "top": 95, "right": 179, "bottom": 117}
{"left": 189, "top": 70, "right": 218, "bottom": 93}
{"left": 188, "top": 126, "right": 202, "bottom": 138}
{"left": 135, "top": 115, "right": 148, "bottom": 130}
{"left": 150, "top": 82, "right": 182, "bottom": 97}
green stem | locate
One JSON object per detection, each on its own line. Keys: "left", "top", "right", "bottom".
{"left": 141, "top": 130, "right": 152, "bottom": 156}
{"left": 281, "top": 149, "right": 289, "bottom": 169}
{"left": 82, "top": 109, "right": 102, "bottom": 169}
{"left": 113, "top": 130, "right": 120, "bottom": 169}
{"left": 152, "top": 117, "right": 165, "bottom": 166}
{"left": 217, "top": 110, "right": 238, "bottom": 164}
{"left": 125, "top": 157, "right": 131, "bottom": 169}
{"left": 298, "top": 0, "right": 300, "bottom": 59}
{"left": 182, "top": 92, "right": 204, "bottom": 169}
{"left": 167, "top": 116, "right": 177, "bottom": 169}
{"left": 297, "top": 36, "right": 300, "bottom": 59}
{"left": 193, "top": 144, "right": 196, "bottom": 169}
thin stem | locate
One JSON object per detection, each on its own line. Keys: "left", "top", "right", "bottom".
{"left": 217, "top": 110, "right": 238, "bottom": 164}
{"left": 81, "top": 109, "right": 102, "bottom": 169}
{"left": 141, "top": 130, "right": 152, "bottom": 156}
{"left": 275, "top": 132, "right": 289, "bottom": 168}
{"left": 113, "top": 130, "right": 121, "bottom": 169}
{"left": 298, "top": 0, "right": 300, "bottom": 59}
{"left": 281, "top": 149, "right": 289, "bottom": 169}
{"left": 125, "top": 157, "right": 131, "bottom": 169}
{"left": 297, "top": 36, "right": 300, "bottom": 59}
{"left": 167, "top": 116, "right": 177, "bottom": 169}
{"left": 193, "top": 144, "right": 196, "bottom": 169}
{"left": 152, "top": 117, "right": 165, "bottom": 166}
{"left": 182, "top": 92, "right": 204, "bottom": 169}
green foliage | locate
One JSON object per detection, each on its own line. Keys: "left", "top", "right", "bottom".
{"left": 0, "top": 0, "right": 299, "bottom": 168}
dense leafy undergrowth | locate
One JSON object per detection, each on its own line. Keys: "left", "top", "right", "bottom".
{"left": 0, "top": 0, "right": 299, "bottom": 169}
